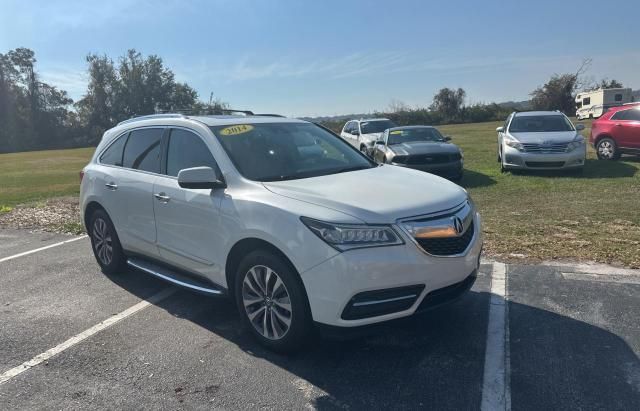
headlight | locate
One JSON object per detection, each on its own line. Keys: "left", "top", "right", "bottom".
{"left": 300, "top": 217, "right": 404, "bottom": 251}
{"left": 504, "top": 137, "right": 523, "bottom": 151}
{"left": 567, "top": 136, "right": 585, "bottom": 151}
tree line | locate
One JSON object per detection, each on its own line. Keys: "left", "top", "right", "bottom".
{"left": 0, "top": 49, "right": 628, "bottom": 152}
{"left": 0, "top": 48, "right": 226, "bottom": 153}
{"left": 320, "top": 60, "right": 626, "bottom": 132}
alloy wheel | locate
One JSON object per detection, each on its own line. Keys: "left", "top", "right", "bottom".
{"left": 598, "top": 140, "right": 614, "bottom": 159}
{"left": 242, "top": 265, "right": 293, "bottom": 340}
{"left": 92, "top": 217, "right": 113, "bottom": 266}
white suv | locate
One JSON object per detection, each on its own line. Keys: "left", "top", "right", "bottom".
{"left": 80, "top": 114, "right": 482, "bottom": 351}
{"left": 340, "top": 118, "right": 397, "bottom": 155}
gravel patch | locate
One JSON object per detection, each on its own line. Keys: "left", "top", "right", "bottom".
{"left": 0, "top": 197, "right": 84, "bottom": 235}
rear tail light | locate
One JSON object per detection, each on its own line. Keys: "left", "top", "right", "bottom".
{"left": 79, "top": 170, "right": 85, "bottom": 183}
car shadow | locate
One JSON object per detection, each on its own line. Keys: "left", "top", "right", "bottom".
{"left": 104, "top": 269, "right": 640, "bottom": 410}
{"left": 459, "top": 169, "right": 496, "bottom": 189}
{"left": 510, "top": 159, "right": 637, "bottom": 179}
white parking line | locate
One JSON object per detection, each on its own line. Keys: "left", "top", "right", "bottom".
{"left": 481, "top": 262, "right": 510, "bottom": 411}
{"left": 0, "top": 235, "right": 88, "bottom": 263}
{"left": 0, "top": 287, "right": 176, "bottom": 386}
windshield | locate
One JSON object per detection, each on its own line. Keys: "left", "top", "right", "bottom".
{"left": 210, "top": 122, "right": 374, "bottom": 182}
{"left": 360, "top": 120, "right": 396, "bottom": 134}
{"left": 509, "top": 115, "right": 574, "bottom": 133}
{"left": 388, "top": 128, "right": 445, "bottom": 145}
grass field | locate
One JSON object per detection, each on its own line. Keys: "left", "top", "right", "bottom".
{"left": 1, "top": 122, "right": 639, "bottom": 267}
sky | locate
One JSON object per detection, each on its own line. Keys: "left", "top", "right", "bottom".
{"left": 1, "top": 0, "right": 639, "bottom": 117}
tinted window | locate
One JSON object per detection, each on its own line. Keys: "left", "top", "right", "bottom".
{"left": 343, "top": 122, "right": 352, "bottom": 133}
{"left": 387, "top": 128, "right": 445, "bottom": 145}
{"left": 99, "top": 133, "right": 128, "bottom": 166}
{"left": 627, "top": 110, "right": 640, "bottom": 121}
{"left": 122, "top": 128, "right": 163, "bottom": 173}
{"left": 509, "top": 115, "right": 574, "bottom": 132}
{"left": 614, "top": 94, "right": 623, "bottom": 102}
{"left": 612, "top": 110, "right": 629, "bottom": 120}
{"left": 166, "top": 129, "right": 218, "bottom": 177}
{"left": 360, "top": 120, "right": 397, "bottom": 134}
{"left": 210, "top": 122, "right": 373, "bottom": 182}
{"left": 583, "top": 97, "right": 591, "bottom": 105}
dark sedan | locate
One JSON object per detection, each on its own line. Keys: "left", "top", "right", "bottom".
{"left": 372, "top": 126, "right": 463, "bottom": 181}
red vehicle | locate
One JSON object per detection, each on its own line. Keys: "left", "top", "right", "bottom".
{"left": 590, "top": 103, "right": 640, "bottom": 160}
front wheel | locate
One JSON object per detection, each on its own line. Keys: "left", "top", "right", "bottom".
{"left": 235, "top": 250, "right": 311, "bottom": 352}
{"left": 596, "top": 138, "right": 620, "bottom": 160}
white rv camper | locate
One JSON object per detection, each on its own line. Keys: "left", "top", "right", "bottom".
{"left": 575, "top": 88, "right": 633, "bottom": 119}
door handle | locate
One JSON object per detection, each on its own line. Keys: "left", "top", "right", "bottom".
{"left": 614, "top": 123, "right": 623, "bottom": 127}
{"left": 105, "top": 182, "right": 118, "bottom": 190}
{"left": 154, "top": 192, "right": 171, "bottom": 203}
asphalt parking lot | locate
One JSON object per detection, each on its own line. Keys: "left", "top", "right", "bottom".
{"left": 0, "top": 229, "right": 639, "bottom": 410}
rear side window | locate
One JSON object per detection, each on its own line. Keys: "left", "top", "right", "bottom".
{"left": 583, "top": 97, "right": 591, "bottom": 105}
{"left": 166, "top": 129, "right": 218, "bottom": 177}
{"left": 614, "top": 94, "right": 623, "bottom": 102}
{"left": 99, "top": 134, "right": 128, "bottom": 166}
{"left": 611, "top": 110, "right": 630, "bottom": 120}
{"left": 122, "top": 128, "right": 163, "bottom": 173}
{"left": 625, "top": 110, "right": 640, "bottom": 121}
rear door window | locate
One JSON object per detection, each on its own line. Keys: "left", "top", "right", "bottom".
{"left": 100, "top": 133, "right": 128, "bottom": 166}
{"left": 611, "top": 110, "right": 630, "bottom": 121}
{"left": 165, "top": 128, "right": 218, "bottom": 177}
{"left": 122, "top": 128, "right": 163, "bottom": 173}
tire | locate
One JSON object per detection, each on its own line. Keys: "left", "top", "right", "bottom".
{"left": 234, "top": 249, "right": 311, "bottom": 352}
{"left": 88, "top": 209, "right": 126, "bottom": 275}
{"left": 596, "top": 137, "right": 620, "bottom": 161}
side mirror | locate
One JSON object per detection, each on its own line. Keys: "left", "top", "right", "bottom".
{"left": 496, "top": 126, "right": 504, "bottom": 133}
{"left": 352, "top": 129, "right": 360, "bottom": 136}
{"left": 375, "top": 140, "right": 385, "bottom": 146}
{"left": 178, "top": 166, "right": 226, "bottom": 190}
{"left": 443, "top": 136, "right": 452, "bottom": 142}
{"left": 575, "top": 124, "right": 585, "bottom": 131}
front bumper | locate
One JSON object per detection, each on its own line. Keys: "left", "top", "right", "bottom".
{"left": 393, "top": 160, "right": 463, "bottom": 178}
{"left": 299, "top": 212, "right": 483, "bottom": 327}
{"left": 502, "top": 145, "right": 586, "bottom": 170}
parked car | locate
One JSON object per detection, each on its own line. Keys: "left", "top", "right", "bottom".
{"left": 497, "top": 111, "right": 586, "bottom": 172}
{"left": 80, "top": 113, "right": 482, "bottom": 352}
{"left": 371, "top": 126, "right": 463, "bottom": 181}
{"left": 590, "top": 103, "right": 640, "bottom": 160}
{"left": 340, "top": 118, "right": 397, "bottom": 155}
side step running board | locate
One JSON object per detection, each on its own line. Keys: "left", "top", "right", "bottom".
{"left": 127, "top": 257, "right": 224, "bottom": 296}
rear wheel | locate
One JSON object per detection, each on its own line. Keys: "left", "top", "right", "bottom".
{"left": 235, "top": 249, "right": 311, "bottom": 352}
{"left": 596, "top": 138, "right": 620, "bottom": 160}
{"left": 89, "top": 209, "right": 126, "bottom": 275}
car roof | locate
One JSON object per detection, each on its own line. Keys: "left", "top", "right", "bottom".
{"left": 387, "top": 125, "right": 435, "bottom": 131}
{"left": 606, "top": 103, "right": 640, "bottom": 113}
{"left": 513, "top": 111, "right": 565, "bottom": 117}
{"left": 356, "top": 118, "right": 391, "bottom": 122}
{"left": 190, "top": 115, "right": 307, "bottom": 126}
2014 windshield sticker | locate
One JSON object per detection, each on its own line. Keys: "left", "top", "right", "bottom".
{"left": 220, "top": 124, "right": 254, "bottom": 136}
{"left": 390, "top": 130, "right": 403, "bottom": 134}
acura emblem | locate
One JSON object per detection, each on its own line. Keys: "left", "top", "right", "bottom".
{"left": 453, "top": 217, "right": 464, "bottom": 235}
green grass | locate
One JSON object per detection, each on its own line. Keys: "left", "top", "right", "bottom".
{"left": 1, "top": 124, "right": 639, "bottom": 267}
{"left": 0, "top": 147, "right": 95, "bottom": 207}
{"left": 440, "top": 120, "right": 640, "bottom": 268}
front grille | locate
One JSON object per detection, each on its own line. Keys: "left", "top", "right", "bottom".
{"left": 521, "top": 143, "right": 569, "bottom": 153}
{"left": 525, "top": 161, "right": 565, "bottom": 168}
{"left": 406, "top": 153, "right": 460, "bottom": 165}
{"left": 416, "top": 221, "right": 474, "bottom": 256}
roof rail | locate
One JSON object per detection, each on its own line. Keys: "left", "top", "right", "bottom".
{"left": 117, "top": 113, "right": 187, "bottom": 126}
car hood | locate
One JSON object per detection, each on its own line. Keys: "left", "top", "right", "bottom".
{"left": 389, "top": 142, "right": 460, "bottom": 156}
{"left": 263, "top": 165, "right": 467, "bottom": 224}
{"left": 510, "top": 131, "right": 579, "bottom": 144}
